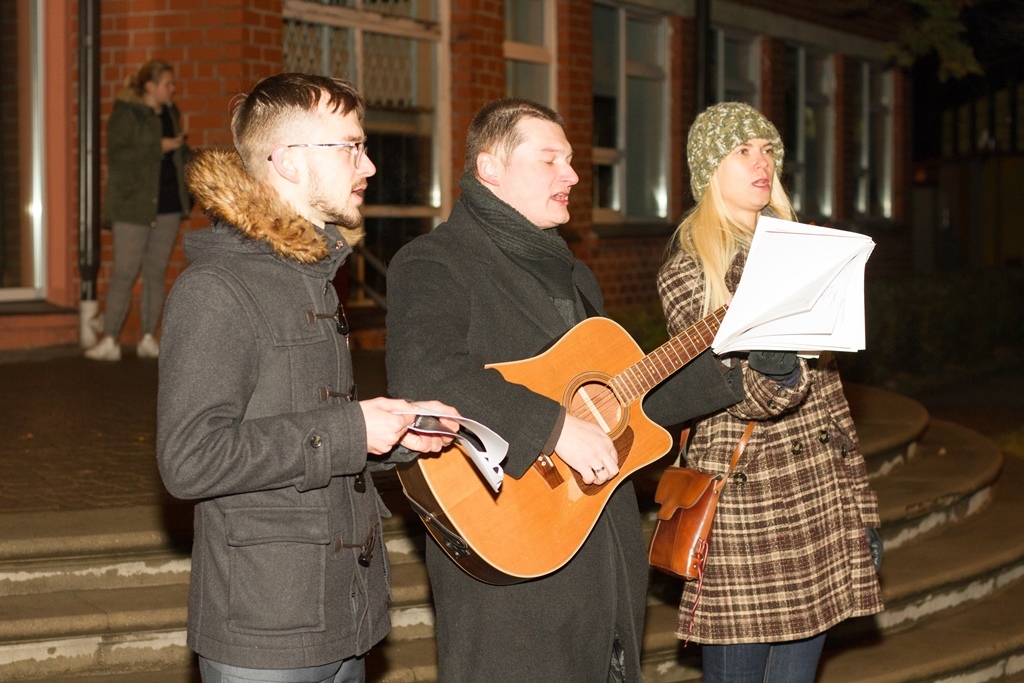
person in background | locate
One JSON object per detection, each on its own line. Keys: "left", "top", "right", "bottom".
{"left": 657, "top": 101, "right": 884, "bottom": 683}
{"left": 156, "top": 73, "right": 459, "bottom": 683}
{"left": 385, "top": 98, "right": 744, "bottom": 682}
{"left": 86, "top": 59, "right": 190, "bottom": 361}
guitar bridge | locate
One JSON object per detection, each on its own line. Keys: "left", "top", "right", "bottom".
{"left": 533, "top": 454, "right": 565, "bottom": 489}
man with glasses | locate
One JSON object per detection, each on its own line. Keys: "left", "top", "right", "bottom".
{"left": 156, "top": 73, "right": 459, "bottom": 683}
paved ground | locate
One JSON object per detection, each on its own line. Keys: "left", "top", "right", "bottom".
{"left": 0, "top": 345, "right": 388, "bottom": 512}
{"left": 0, "top": 344, "right": 1021, "bottom": 513}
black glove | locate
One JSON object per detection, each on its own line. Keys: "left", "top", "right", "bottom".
{"left": 386, "top": 444, "right": 421, "bottom": 464}
{"left": 865, "top": 527, "right": 884, "bottom": 572}
{"left": 747, "top": 351, "right": 799, "bottom": 381}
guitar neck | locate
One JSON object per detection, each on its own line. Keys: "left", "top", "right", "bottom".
{"left": 610, "top": 306, "right": 727, "bottom": 405}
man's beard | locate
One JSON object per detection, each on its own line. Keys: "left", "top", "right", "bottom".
{"left": 308, "top": 169, "right": 366, "bottom": 244}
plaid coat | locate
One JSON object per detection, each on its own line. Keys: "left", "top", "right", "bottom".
{"left": 657, "top": 246, "right": 884, "bottom": 644}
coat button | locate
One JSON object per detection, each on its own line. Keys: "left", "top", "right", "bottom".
{"left": 791, "top": 441, "right": 803, "bottom": 455}
{"left": 841, "top": 444, "right": 848, "bottom": 458}
{"left": 732, "top": 472, "right": 747, "bottom": 486}
{"left": 309, "top": 434, "right": 323, "bottom": 448}
{"left": 767, "top": 399, "right": 777, "bottom": 409}
{"left": 818, "top": 430, "right": 830, "bottom": 444}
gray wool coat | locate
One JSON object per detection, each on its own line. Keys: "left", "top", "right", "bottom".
{"left": 157, "top": 150, "right": 391, "bottom": 669}
{"left": 385, "top": 196, "right": 743, "bottom": 683}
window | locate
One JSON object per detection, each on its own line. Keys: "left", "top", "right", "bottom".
{"left": 283, "top": 0, "right": 445, "bottom": 301}
{"left": 504, "top": 0, "right": 554, "bottom": 105}
{"left": 852, "top": 61, "right": 893, "bottom": 218}
{"left": 0, "top": 0, "right": 45, "bottom": 301}
{"left": 592, "top": 4, "right": 668, "bottom": 222}
{"left": 710, "top": 29, "right": 758, "bottom": 106}
{"left": 784, "top": 45, "right": 834, "bottom": 222}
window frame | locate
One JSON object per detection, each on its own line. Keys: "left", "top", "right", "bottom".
{"left": 710, "top": 27, "right": 760, "bottom": 107}
{"left": 0, "top": 0, "right": 47, "bottom": 302}
{"left": 283, "top": 0, "right": 451, "bottom": 302}
{"left": 503, "top": 0, "right": 556, "bottom": 106}
{"left": 854, "top": 60, "right": 893, "bottom": 218}
{"left": 591, "top": 3, "right": 670, "bottom": 225}
{"left": 784, "top": 44, "right": 835, "bottom": 222}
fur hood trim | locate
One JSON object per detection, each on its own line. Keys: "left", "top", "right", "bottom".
{"left": 114, "top": 87, "right": 146, "bottom": 104}
{"left": 186, "top": 148, "right": 355, "bottom": 264}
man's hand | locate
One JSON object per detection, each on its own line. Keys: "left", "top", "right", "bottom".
{"left": 359, "top": 397, "right": 460, "bottom": 455}
{"left": 400, "top": 400, "right": 462, "bottom": 453}
{"left": 553, "top": 414, "right": 619, "bottom": 485}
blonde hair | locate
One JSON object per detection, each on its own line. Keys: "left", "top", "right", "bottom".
{"left": 668, "top": 168, "right": 796, "bottom": 316}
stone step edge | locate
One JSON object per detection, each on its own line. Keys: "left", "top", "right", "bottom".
{"left": 0, "top": 505, "right": 194, "bottom": 563}
{"left": 870, "top": 455, "right": 1024, "bottom": 628}
{"left": 8, "top": 554, "right": 1024, "bottom": 683}
{"left": 816, "top": 567, "right": 1024, "bottom": 683}
{"left": 0, "top": 550, "right": 192, "bottom": 597}
{"left": 0, "top": 583, "right": 188, "bottom": 643}
{"left": 844, "top": 384, "right": 930, "bottom": 471}
{"left": 871, "top": 419, "right": 1004, "bottom": 545}
{"left": 0, "top": 629, "right": 191, "bottom": 683}
{"left": 11, "top": 665, "right": 199, "bottom": 683}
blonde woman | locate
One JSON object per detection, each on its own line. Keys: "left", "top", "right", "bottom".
{"left": 657, "top": 102, "right": 883, "bottom": 682}
{"left": 86, "top": 59, "right": 190, "bottom": 360}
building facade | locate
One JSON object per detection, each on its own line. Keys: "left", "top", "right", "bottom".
{"left": 1, "top": 0, "right": 912, "bottom": 350}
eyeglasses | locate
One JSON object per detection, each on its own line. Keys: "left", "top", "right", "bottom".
{"left": 267, "top": 141, "right": 367, "bottom": 166}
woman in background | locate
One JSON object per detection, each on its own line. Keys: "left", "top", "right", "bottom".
{"left": 657, "top": 102, "right": 883, "bottom": 682}
{"left": 86, "top": 59, "right": 190, "bottom": 361}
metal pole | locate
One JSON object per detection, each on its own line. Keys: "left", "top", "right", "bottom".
{"left": 78, "top": 0, "right": 101, "bottom": 345}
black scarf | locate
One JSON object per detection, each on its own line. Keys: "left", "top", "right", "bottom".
{"left": 458, "top": 173, "right": 583, "bottom": 326}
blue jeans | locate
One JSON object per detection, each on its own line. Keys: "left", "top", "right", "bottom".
{"left": 700, "top": 633, "right": 826, "bottom": 683}
{"left": 198, "top": 655, "right": 364, "bottom": 683}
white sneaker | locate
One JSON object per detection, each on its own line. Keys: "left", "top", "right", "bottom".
{"left": 84, "top": 336, "right": 121, "bottom": 361}
{"left": 137, "top": 334, "right": 160, "bottom": 359}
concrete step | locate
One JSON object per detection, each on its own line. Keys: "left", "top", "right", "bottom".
{"left": 0, "top": 550, "right": 191, "bottom": 597}
{"left": 874, "top": 419, "right": 1004, "bottom": 550}
{"left": 870, "top": 454, "right": 1024, "bottom": 634}
{"left": 3, "top": 385, "right": 1016, "bottom": 682}
{"left": 845, "top": 384, "right": 930, "bottom": 478}
{"left": 817, "top": 567, "right": 1024, "bottom": 683}
{"left": 26, "top": 668, "right": 199, "bottom": 683}
{"left": 0, "top": 583, "right": 190, "bottom": 680}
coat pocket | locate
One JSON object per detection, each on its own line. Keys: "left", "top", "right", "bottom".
{"left": 224, "top": 506, "right": 331, "bottom": 635}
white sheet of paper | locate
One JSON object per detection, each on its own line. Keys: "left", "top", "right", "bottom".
{"left": 712, "top": 216, "right": 874, "bottom": 355}
{"left": 401, "top": 412, "right": 508, "bottom": 492}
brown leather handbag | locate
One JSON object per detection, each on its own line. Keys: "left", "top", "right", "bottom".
{"left": 648, "top": 421, "right": 755, "bottom": 643}
{"left": 649, "top": 421, "right": 756, "bottom": 580}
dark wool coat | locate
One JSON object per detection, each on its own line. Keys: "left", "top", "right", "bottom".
{"left": 104, "top": 89, "right": 190, "bottom": 227}
{"left": 385, "top": 195, "right": 743, "bottom": 683}
{"left": 156, "top": 149, "right": 390, "bottom": 669}
{"left": 657, "top": 246, "right": 884, "bottom": 645}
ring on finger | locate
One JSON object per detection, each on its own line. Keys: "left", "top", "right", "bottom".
{"left": 594, "top": 466, "right": 606, "bottom": 473}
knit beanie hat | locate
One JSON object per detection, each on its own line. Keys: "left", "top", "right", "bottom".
{"left": 687, "top": 102, "right": 784, "bottom": 202}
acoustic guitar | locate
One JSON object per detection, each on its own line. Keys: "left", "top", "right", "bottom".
{"left": 397, "top": 306, "right": 726, "bottom": 585}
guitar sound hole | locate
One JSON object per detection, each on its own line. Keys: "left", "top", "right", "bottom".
{"left": 569, "top": 381, "right": 622, "bottom": 435}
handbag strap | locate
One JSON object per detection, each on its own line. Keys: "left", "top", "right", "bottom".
{"left": 725, "top": 421, "right": 756, "bottom": 476}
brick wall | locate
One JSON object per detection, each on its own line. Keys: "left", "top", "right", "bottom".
{"left": 449, "top": 0, "right": 504, "bottom": 185}
{"left": 557, "top": 0, "right": 593, "bottom": 238}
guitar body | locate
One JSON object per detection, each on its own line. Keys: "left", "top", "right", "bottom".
{"left": 397, "top": 317, "right": 674, "bottom": 584}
